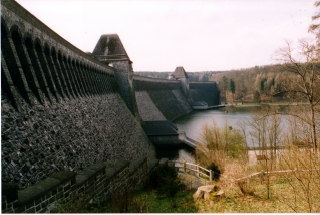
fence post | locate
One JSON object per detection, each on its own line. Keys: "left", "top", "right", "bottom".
{"left": 260, "top": 170, "right": 265, "bottom": 183}
{"left": 209, "top": 170, "right": 212, "bottom": 182}
{"left": 197, "top": 164, "right": 200, "bottom": 177}
{"left": 184, "top": 162, "right": 186, "bottom": 173}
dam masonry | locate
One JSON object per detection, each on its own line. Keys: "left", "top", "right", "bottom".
{"left": 1, "top": 0, "right": 220, "bottom": 212}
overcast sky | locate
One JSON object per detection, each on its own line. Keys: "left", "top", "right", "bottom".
{"left": 16, "top": 0, "right": 317, "bottom": 72}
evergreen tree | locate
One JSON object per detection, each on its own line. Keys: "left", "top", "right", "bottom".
{"left": 229, "top": 79, "right": 235, "bottom": 94}
{"left": 229, "top": 79, "right": 236, "bottom": 102}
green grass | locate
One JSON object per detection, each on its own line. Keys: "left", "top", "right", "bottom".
{"left": 134, "top": 189, "right": 198, "bottom": 213}
{"left": 196, "top": 179, "right": 320, "bottom": 213}
{"left": 84, "top": 189, "right": 198, "bottom": 213}
{"left": 56, "top": 177, "right": 319, "bottom": 213}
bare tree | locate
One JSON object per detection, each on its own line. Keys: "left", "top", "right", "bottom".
{"left": 247, "top": 107, "right": 283, "bottom": 199}
{"left": 309, "top": 1, "right": 320, "bottom": 57}
{"left": 273, "top": 39, "right": 320, "bottom": 152}
{"left": 266, "top": 107, "right": 283, "bottom": 167}
{"left": 277, "top": 143, "right": 320, "bottom": 212}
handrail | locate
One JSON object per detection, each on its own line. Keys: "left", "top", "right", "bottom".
{"left": 167, "top": 160, "right": 212, "bottom": 182}
{"left": 235, "top": 169, "right": 320, "bottom": 182}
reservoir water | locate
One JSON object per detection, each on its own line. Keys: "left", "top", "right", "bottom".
{"left": 174, "top": 106, "right": 261, "bottom": 144}
{"left": 157, "top": 105, "right": 282, "bottom": 164}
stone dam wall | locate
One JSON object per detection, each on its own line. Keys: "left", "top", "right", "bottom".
{"left": 189, "top": 82, "right": 220, "bottom": 106}
{"left": 2, "top": 157, "right": 158, "bottom": 213}
{"left": 1, "top": 1, "right": 221, "bottom": 211}
{"left": 133, "top": 75, "right": 193, "bottom": 121}
{"left": 1, "top": 0, "right": 155, "bottom": 190}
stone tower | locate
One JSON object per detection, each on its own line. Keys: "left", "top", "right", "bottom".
{"left": 92, "top": 34, "right": 140, "bottom": 118}
{"left": 169, "top": 67, "right": 189, "bottom": 98}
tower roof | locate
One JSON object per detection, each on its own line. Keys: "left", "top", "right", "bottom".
{"left": 171, "top": 67, "right": 188, "bottom": 79}
{"left": 92, "top": 34, "right": 131, "bottom": 63}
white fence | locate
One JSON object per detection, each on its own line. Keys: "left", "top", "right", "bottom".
{"left": 167, "top": 160, "right": 212, "bottom": 182}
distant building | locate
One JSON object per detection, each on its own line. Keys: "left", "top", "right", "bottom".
{"left": 169, "top": 66, "right": 189, "bottom": 80}
{"left": 168, "top": 67, "right": 189, "bottom": 97}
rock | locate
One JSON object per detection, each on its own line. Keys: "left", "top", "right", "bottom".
{"left": 193, "top": 185, "right": 218, "bottom": 200}
{"left": 193, "top": 185, "right": 225, "bottom": 201}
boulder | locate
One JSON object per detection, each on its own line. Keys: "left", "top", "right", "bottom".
{"left": 193, "top": 185, "right": 223, "bottom": 201}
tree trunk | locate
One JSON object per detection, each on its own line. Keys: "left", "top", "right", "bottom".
{"left": 311, "top": 105, "right": 318, "bottom": 152}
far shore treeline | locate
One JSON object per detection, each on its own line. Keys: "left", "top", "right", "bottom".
{"left": 136, "top": 63, "right": 320, "bottom": 103}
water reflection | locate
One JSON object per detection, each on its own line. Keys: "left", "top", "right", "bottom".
{"left": 173, "top": 106, "right": 260, "bottom": 142}
{"left": 165, "top": 105, "right": 289, "bottom": 162}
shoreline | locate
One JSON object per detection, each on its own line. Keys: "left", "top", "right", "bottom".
{"left": 225, "top": 101, "right": 311, "bottom": 107}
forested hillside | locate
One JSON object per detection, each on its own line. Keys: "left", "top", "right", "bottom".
{"left": 135, "top": 64, "right": 296, "bottom": 103}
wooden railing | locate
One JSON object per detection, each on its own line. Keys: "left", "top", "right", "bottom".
{"left": 235, "top": 169, "right": 320, "bottom": 182}
{"left": 234, "top": 169, "right": 320, "bottom": 194}
{"left": 167, "top": 160, "right": 212, "bottom": 182}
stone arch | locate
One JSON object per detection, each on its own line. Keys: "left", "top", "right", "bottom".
{"left": 25, "top": 36, "right": 49, "bottom": 102}
{"left": 43, "top": 43, "right": 62, "bottom": 98}
{"left": 43, "top": 43, "right": 51, "bottom": 54}
{"left": 1, "top": 18, "right": 21, "bottom": 109}
{"left": 87, "top": 63, "right": 99, "bottom": 94}
{"left": 78, "top": 61, "right": 91, "bottom": 95}
{"left": 95, "top": 66, "right": 102, "bottom": 94}
{"left": 9, "top": 25, "right": 23, "bottom": 39}
{"left": 10, "top": 28, "right": 37, "bottom": 104}
{"left": 51, "top": 46, "right": 56, "bottom": 56}
{"left": 64, "top": 54, "right": 79, "bottom": 98}
{"left": 33, "top": 38, "right": 43, "bottom": 49}
{"left": 58, "top": 51, "right": 73, "bottom": 98}
{"left": 70, "top": 58, "right": 84, "bottom": 97}
{"left": 23, "top": 32, "right": 34, "bottom": 45}
{"left": 51, "top": 47, "right": 70, "bottom": 99}
{"left": 35, "top": 41, "right": 59, "bottom": 100}
{"left": 76, "top": 59, "right": 89, "bottom": 95}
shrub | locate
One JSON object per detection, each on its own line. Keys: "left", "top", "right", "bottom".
{"left": 196, "top": 120, "right": 247, "bottom": 170}
{"left": 150, "top": 165, "right": 185, "bottom": 199}
{"left": 207, "top": 162, "right": 221, "bottom": 181}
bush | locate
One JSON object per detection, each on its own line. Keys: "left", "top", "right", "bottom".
{"left": 207, "top": 163, "right": 221, "bottom": 181}
{"left": 196, "top": 120, "right": 247, "bottom": 171}
{"left": 150, "top": 165, "right": 185, "bottom": 199}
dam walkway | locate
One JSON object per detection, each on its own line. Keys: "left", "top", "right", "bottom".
{"left": 142, "top": 121, "right": 197, "bottom": 148}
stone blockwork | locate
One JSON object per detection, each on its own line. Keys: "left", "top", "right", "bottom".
{"left": 1, "top": 0, "right": 155, "bottom": 190}
{"left": 135, "top": 91, "right": 167, "bottom": 121}
{"left": 1, "top": 93, "right": 155, "bottom": 190}
{"left": 189, "top": 82, "right": 220, "bottom": 106}
{"left": 113, "top": 61, "right": 137, "bottom": 116}
{"left": 1, "top": 157, "right": 158, "bottom": 213}
{"left": 133, "top": 75, "right": 193, "bottom": 121}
